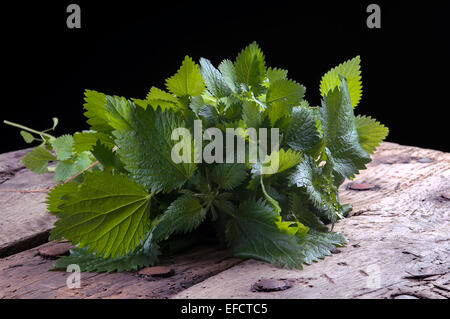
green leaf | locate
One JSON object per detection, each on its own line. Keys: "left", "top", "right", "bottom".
{"left": 53, "top": 231, "right": 160, "bottom": 272}
{"left": 288, "top": 156, "right": 339, "bottom": 222}
{"left": 218, "top": 59, "right": 240, "bottom": 93}
{"left": 114, "top": 105, "right": 196, "bottom": 193}
{"left": 320, "top": 78, "right": 370, "bottom": 180}
{"left": 21, "top": 146, "right": 56, "bottom": 174}
{"left": 234, "top": 42, "right": 266, "bottom": 90}
{"left": 50, "top": 135, "right": 74, "bottom": 161}
{"left": 242, "top": 100, "right": 262, "bottom": 129}
{"left": 320, "top": 56, "right": 362, "bottom": 108}
{"left": 284, "top": 106, "right": 321, "bottom": 152}
{"left": 266, "top": 67, "right": 288, "bottom": 83}
{"left": 299, "top": 229, "right": 347, "bottom": 264}
{"left": 83, "top": 90, "right": 112, "bottom": 133}
{"left": 91, "top": 141, "right": 123, "bottom": 172}
{"left": 261, "top": 148, "right": 303, "bottom": 175}
{"left": 210, "top": 163, "right": 248, "bottom": 190}
{"left": 54, "top": 152, "right": 94, "bottom": 182}
{"left": 152, "top": 194, "right": 206, "bottom": 242}
{"left": 20, "top": 131, "right": 34, "bottom": 143}
{"left": 49, "top": 171, "right": 153, "bottom": 258}
{"left": 52, "top": 117, "right": 59, "bottom": 130}
{"left": 266, "top": 79, "right": 306, "bottom": 125}
{"left": 225, "top": 198, "right": 303, "bottom": 268}
{"left": 52, "top": 245, "right": 159, "bottom": 272}
{"left": 355, "top": 115, "right": 388, "bottom": 154}
{"left": 146, "top": 87, "right": 180, "bottom": 111}
{"left": 289, "top": 192, "right": 328, "bottom": 232}
{"left": 73, "top": 131, "right": 115, "bottom": 153}
{"left": 200, "top": 58, "right": 231, "bottom": 98}
{"left": 165, "top": 56, "right": 205, "bottom": 97}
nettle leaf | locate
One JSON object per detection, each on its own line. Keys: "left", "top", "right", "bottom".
{"left": 242, "top": 100, "right": 262, "bottom": 129}
{"left": 50, "top": 134, "right": 74, "bottom": 161}
{"left": 91, "top": 141, "right": 123, "bottom": 172}
{"left": 266, "top": 79, "right": 306, "bottom": 125}
{"left": 288, "top": 156, "right": 339, "bottom": 222}
{"left": 73, "top": 131, "right": 115, "bottom": 153}
{"left": 53, "top": 245, "right": 160, "bottom": 272}
{"left": 54, "top": 152, "right": 93, "bottom": 182}
{"left": 20, "top": 131, "right": 34, "bottom": 143}
{"left": 285, "top": 106, "right": 321, "bottom": 152}
{"left": 210, "top": 163, "right": 248, "bottom": 190}
{"left": 289, "top": 192, "right": 328, "bottom": 232}
{"left": 200, "top": 58, "right": 231, "bottom": 98}
{"left": 48, "top": 171, "right": 153, "bottom": 258}
{"left": 234, "top": 42, "right": 266, "bottom": 90}
{"left": 320, "top": 78, "right": 371, "bottom": 180}
{"left": 320, "top": 56, "right": 362, "bottom": 108}
{"left": 261, "top": 148, "right": 303, "bottom": 175}
{"left": 83, "top": 89, "right": 112, "bottom": 133}
{"left": 114, "top": 105, "right": 196, "bottom": 193}
{"left": 355, "top": 115, "right": 389, "bottom": 154}
{"left": 225, "top": 198, "right": 303, "bottom": 268}
{"left": 299, "top": 229, "right": 347, "bottom": 264}
{"left": 146, "top": 87, "right": 180, "bottom": 111}
{"left": 22, "top": 146, "right": 56, "bottom": 174}
{"left": 267, "top": 67, "right": 288, "bottom": 83}
{"left": 218, "top": 59, "right": 240, "bottom": 93}
{"left": 53, "top": 231, "right": 160, "bottom": 272}
{"left": 166, "top": 56, "right": 206, "bottom": 97}
{"left": 152, "top": 194, "right": 206, "bottom": 242}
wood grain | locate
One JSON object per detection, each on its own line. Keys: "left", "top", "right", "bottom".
{"left": 0, "top": 149, "right": 56, "bottom": 257}
{"left": 172, "top": 142, "right": 450, "bottom": 299}
{"left": 0, "top": 241, "right": 242, "bottom": 299}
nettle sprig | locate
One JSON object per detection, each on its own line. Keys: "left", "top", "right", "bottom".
{"left": 5, "top": 42, "right": 388, "bottom": 272}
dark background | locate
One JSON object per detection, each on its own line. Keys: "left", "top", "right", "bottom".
{"left": 1, "top": 1, "right": 448, "bottom": 153}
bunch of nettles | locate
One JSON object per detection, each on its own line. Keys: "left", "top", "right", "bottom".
{"left": 5, "top": 42, "right": 388, "bottom": 271}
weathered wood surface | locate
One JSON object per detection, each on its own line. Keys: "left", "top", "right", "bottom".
{"left": 0, "top": 149, "right": 56, "bottom": 257}
{"left": 172, "top": 142, "right": 450, "bottom": 299}
{"left": 0, "top": 241, "right": 242, "bottom": 299}
{"left": 0, "top": 142, "right": 449, "bottom": 299}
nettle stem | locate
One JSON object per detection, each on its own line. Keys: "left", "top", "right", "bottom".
{"left": 3, "top": 120, "right": 55, "bottom": 140}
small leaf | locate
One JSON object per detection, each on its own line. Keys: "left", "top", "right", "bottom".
{"left": 50, "top": 135, "right": 74, "bottom": 161}
{"left": 218, "top": 59, "right": 240, "bottom": 93}
{"left": 355, "top": 115, "right": 388, "bottom": 154}
{"left": 20, "top": 131, "right": 34, "bottom": 143}
{"left": 266, "top": 79, "right": 305, "bottom": 125}
{"left": 200, "top": 58, "right": 231, "bottom": 98}
{"left": 320, "top": 56, "right": 362, "bottom": 108}
{"left": 166, "top": 56, "right": 205, "bottom": 97}
{"left": 22, "top": 147, "right": 56, "bottom": 174}
{"left": 52, "top": 117, "right": 59, "bottom": 130}
{"left": 146, "top": 87, "right": 180, "bottom": 111}
{"left": 234, "top": 42, "right": 266, "bottom": 90}
{"left": 210, "top": 163, "right": 248, "bottom": 190}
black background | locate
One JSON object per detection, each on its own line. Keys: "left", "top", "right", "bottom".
{"left": 2, "top": 0, "right": 448, "bottom": 153}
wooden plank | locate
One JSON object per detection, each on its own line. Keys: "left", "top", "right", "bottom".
{"left": 0, "top": 241, "right": 242, "bottom": 299}
{"left": 172, "top": 142, "right": 450, "bottom": 299}
{"left": 0, "top": 149, "right": 56, "bottom": 257}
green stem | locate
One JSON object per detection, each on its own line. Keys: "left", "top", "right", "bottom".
{"left": 3, "top": 120, "right": 55, "bottom": 140}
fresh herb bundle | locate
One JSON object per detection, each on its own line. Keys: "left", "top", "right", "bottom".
{"left": 6, "top": 42, "right": 388, "bottom": 272}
